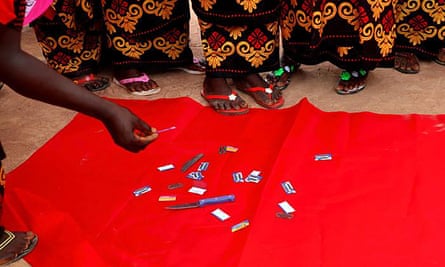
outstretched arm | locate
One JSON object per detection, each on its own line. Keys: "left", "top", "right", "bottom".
{"left": 0, "top": 25, "right": 158, "bottom": 152}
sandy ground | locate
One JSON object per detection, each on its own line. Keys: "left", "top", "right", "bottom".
{"left": 1, "top": 12, "right": 445, "bottom": 267}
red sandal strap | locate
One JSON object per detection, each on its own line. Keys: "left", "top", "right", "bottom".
{"left": 201, "top": 90, "right": 240, "bottom": 101}
{"left": 242, "top": 85, "right": 274, "bottom": 94}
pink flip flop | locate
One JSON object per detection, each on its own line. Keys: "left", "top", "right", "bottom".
{"left": 113, "top": 73, "right": 161, "bottom": 96}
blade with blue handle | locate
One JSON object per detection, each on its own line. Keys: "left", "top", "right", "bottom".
{"left": 166, "top": 194, "right": 235, "bottom": 210}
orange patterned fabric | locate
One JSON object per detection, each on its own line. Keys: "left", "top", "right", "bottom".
{"left": 32, "top": 0, "right": 195, "bottom": 76}
{"left": 281, "top": 0, "right": 398, "bottom": 70}
{"left": 192, "top": 0, "right": 280, "bottom": 77}
{"left": 395, "top": 0, "right": 445, "bottom": 58}
{"left": 199, "top": 17, "right": 280, "bottom": 77}
{"left": 32, "top": 0, "right": 105, "bottom": 77}
{"left": 191, "top": 0, "right": 280, "bottom": 25}
{"left": 104, "top": 0, "right": 194, "bottom": 69}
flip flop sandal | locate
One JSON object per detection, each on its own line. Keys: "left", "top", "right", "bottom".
{"left": 113, "top": 73, "right": 161, "bottom": 96}
{"left": 335, "top": 70, "right": 368, "bottom": 95}
{"left": 265, "top": 63, "right": 300, "bottom": 90}
{"left": 394, "top": 52, "right": 420, "bottom": 74}
{"left": 0, "top": 231, "right": 38, "bottom": 266}
{"left": 73, "top": 74, "right": 110, "bottom": 92}
{"left": 434, "top": 58, "right": 445, "bottom": 66}
{"left": 238, "top": 85, "right": 284, "bottom": 109}
{"left": 201, "top": 89, "right": 249, "bottom": 115}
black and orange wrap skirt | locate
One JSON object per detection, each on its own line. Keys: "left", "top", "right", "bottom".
{"left": 191, "top": 0, "right": 281, "bottom": 77}
{"left": 32, "top": 0, "right": 196, "bottom": 76}
{"left": 281, "top": 0, "right": 398, "bottom": 71}
{"left": 394, "top": 0, "right": 445, "bottom": 59}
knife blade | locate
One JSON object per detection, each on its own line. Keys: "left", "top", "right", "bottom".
{"left": 166, "top": 194, "right": 235, "bottom": 210}
{"left": 181, "top": 153, "right": 204, "bottom": 172}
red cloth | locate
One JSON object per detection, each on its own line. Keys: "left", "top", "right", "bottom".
{"left": 4, "top": 97, "right": 445, "bottom": 267}
{"left": 0, "top": 0, "right": 17, "bottom": 25}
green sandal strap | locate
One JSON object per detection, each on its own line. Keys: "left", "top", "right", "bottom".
{"left": 340, "top": 70, "right": 352, "bottom": 81}
{"left": 273, "top": 67, "right": 285, "bottom": 77}
{"left": 341, "top": 69, "right": 367, "bottom": 81}
{"left": 272, "top": 64, "right": 296, "bottom": 77}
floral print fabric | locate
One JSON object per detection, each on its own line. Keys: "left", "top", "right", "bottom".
{"left": 395, "top": 0, "right": 445, "bottom": 58}
{"left": 32, "top": 0, "right": 195, "bottom": 77}
{"left": 281, "top": 0, "right": 398, "bottom": 70}
{"left": 193, "top": 0, "right": 280, "bottom": 77}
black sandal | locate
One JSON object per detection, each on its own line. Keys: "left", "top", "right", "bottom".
{"left": 265, "top": 57, "right": 300, "bottom": 90}
{"left": 335, "top": 69, "right": 368, "bottom": 95}
{"left": 394, "top": 52, "right": 420, "bottom": 74}
{"left": 73, "top": 74, "right": 110, "bottom": 92}
{"left": 0, "top": 230, "right": 38, "bottom": 265}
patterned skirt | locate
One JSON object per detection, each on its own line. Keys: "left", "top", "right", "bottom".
{"left": 104, "top": 0, "right": 194, "bottom": 71}
{"left": 191, "top": 0, "right": 280, "bottom": 77}
{"left": 32, "top": 0, "right": 105, "bottom": 78}
{"left": 395, "top": 0, "right": 445, "bottom": 59}
{"left": 281, "top": 0, "right": 398, "bottom": 70}
{"left": 32, "top": 0, "right": 195, "bottom": 77}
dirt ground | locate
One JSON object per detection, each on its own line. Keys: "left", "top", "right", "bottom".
{"left": 1, "top": 12, "right": 445, "bottom": 266}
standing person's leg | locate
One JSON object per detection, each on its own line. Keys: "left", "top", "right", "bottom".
{"left": 194, "top": 4, "right": 283, "bottom": 113}
{"left": 0, "top": 144, "right": 38, "bottom": 265}
{"left": 265, "top": 0, "right": 300, "bottom": 90}
{"left": 394, "top": 52, "right": 420, "bottom": 74}
{"left": 32, "top": 0, "right": 109, "bottom": 92}
{"left": 104, "top": 0, "right": 202, "bottom": 95}
{"left": 394, "top": 0, "right": 445, "bottom": 72}
{"left": 331, "top": 0, "right": 396, "bottom": 94}
{"left": 393, "top": 0, "right": 422, "bottom": 74}
{"left": 199, "top": 18, "right": 283, "bottom": 112}
{"left": 265, "top": 55, "right": 300, "bottom": 90}
{"left": 280, "top": 0, "right": 396, "bottom": 95}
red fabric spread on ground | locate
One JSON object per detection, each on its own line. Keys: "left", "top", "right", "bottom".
{"left": 4, "top": 97, "right": 445, "bottom": 267}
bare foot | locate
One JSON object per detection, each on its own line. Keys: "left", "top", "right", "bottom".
{"left": 201, "top": 77, "right": 248, "bottom": 115}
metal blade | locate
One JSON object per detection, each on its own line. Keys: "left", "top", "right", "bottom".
{"left": 166, "top": 195, "right": 235, "bottom": 210}
{"left": 181, "top": 153, "right": 204, "bottom": 172}
{"left": 165, "top": 202, "right": 200, "bottom": 210}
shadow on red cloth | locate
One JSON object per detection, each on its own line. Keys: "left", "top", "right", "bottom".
{"left": 4, "top": 97, "right": 445, "bottom": 266}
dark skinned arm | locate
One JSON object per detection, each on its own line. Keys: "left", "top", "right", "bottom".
{"left": 0, "top": 24, "right": 158, "bottom": 152}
